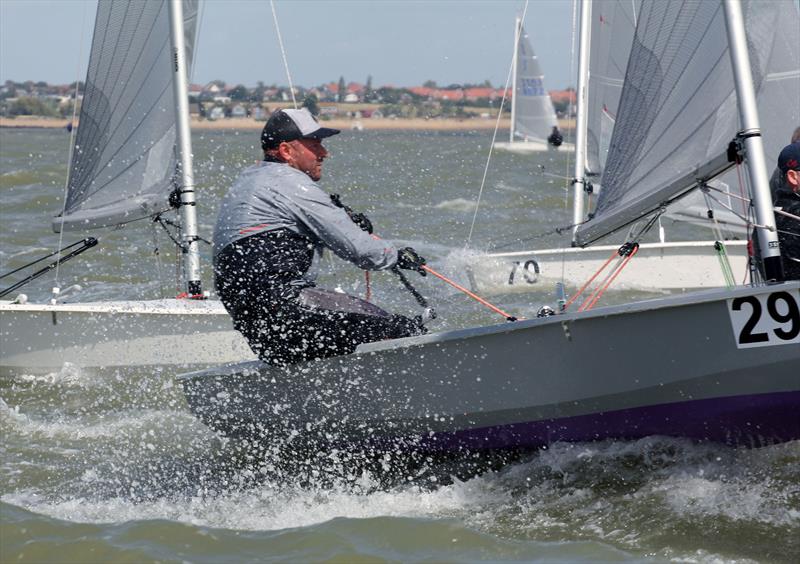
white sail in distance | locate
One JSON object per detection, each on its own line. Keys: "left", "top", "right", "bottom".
{"left": 512, "top": 22, "right": 558, "bottom": 143}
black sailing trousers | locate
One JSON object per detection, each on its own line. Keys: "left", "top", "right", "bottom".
{"left": 215, "top": 229, "right": 423, "bottom": 367}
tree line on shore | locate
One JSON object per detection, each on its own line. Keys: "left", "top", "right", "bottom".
{"left": 0, "top": 78, "right": 575, "bottom": 120}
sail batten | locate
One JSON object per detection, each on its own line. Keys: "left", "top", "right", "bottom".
{"left": 54, "top": 0, "right": 199, "bottom": 233}
{"left": 575, "top": 0, "right": 798, "bottom": 246}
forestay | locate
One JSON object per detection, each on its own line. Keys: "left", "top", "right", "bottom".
{"left": 54, "top": 0, "right": 199, "bottom": 232}
{"left": 512, "top": 23, "right": 558, "bottom": 143}
{"left": 575, "top": 0, "right": 797, "bottom": 246}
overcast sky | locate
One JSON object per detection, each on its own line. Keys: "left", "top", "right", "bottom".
{"left": 0, "top": 0, "right": 576, "bottom": 89}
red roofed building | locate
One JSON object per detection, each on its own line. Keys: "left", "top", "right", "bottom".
{"left": 549, "top": 89, "right": 576, "bottom": 105}
{"left": 464, "top": 87, "right": 507, "bottom": 101}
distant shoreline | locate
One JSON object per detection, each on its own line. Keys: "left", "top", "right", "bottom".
{"left": 1, "top": 116, "right": 574, "bottom": 132}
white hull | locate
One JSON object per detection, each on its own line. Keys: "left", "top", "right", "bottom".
{"left": 493, "top": 140, "right": 575, "bottom": 154}
{"left": 0, "top": 299, "right": 255, "bottom": 375}
{"left": 464, "top": 240, "right": 749, "bottom": 295}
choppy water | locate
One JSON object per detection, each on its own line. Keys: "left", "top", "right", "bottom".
{"left": 2, "top": 127, "right": 798, "bottom": 562}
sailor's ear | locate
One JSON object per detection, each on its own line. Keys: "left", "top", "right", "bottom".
{"left": 788, "top": 169, "right": 800, "bottom": 189}
{"left": 277, "top": 141, "right": 294, "bottom": 161}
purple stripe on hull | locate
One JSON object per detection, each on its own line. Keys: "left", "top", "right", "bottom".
{"left": 416, "top": 391, "right": 800, "bottom": 452}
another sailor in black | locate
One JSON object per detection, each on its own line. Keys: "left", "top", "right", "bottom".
{"left": 773, "top": 142, "right": 800, "bottom": 280}
{"left": 547, "top": 126, "right": 563, "bottom": 148}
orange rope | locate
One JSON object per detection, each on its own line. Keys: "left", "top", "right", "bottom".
{"left": 422, "top": 265, "right": 520, "bottom": 321}
{"left": 580, "top": 244, "right": 640, "bottom": 311}
{"left": 563, "top": 249, "right": 618, "bottom": 310}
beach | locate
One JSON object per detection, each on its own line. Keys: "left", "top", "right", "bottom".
{"left": 0, "top": 115, "right": 577, "bottom": 132}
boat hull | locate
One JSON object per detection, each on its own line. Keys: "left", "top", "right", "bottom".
{"left": 493, "top": 140, "right": 575, "bottom": 154}
{"left": 464, "top": 240, "right": 749, "bottom": 295}
{"left": 179, "top": 283, "right": 800, "bottom": 453}
{"left": 0, "top": 299, "right": 255, "bottom": 375}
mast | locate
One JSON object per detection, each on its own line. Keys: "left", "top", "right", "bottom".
{"left": 571, "top": 0, "right": 591, "bottom": 244}
{"left": 723, "top": 0, "right": 783, "bottom": 282}
{"left": 509, "top": 17, "right": 521, "bottom": 143}
{"left": 168, "top": 0, "right": 203, "bottom": 296}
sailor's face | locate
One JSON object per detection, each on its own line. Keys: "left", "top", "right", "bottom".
{"left": 286, "top": 138, "right": 329, "bottom": 181}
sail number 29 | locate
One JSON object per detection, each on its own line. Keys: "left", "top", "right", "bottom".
{"left": 728, "top": 290, "right": 800, "bottom": 349}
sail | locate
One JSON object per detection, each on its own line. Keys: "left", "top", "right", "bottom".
{"left": 585, "top": 0, "right": 639, "bottom": 176}
{"left": 512, "top": 23, "right": 558, "bottom": 143}
{"left": 575, "top": 0, "right": 798, "bottom": 246}
{"left": 54, "top": 0, "right": 199, "bottom": 232}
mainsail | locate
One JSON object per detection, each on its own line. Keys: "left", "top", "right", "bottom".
{"left": 511, "top": 22, "right": 558, "bottom": 143}
{"left": 54, "top": 0, "right": 199, "bottom": 232}
{"left": 575, "top": 0, "right": 799, "bottom": 246}
{"left": 585, "top": 0, "right": 639, "bottom": 176}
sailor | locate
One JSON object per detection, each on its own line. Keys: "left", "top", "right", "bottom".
{"left": 768, "top": 126, "right": 800, "bottom": 199}
{"left": 213, "top": 108, "right": 428, "bottom": 366}
{"left": 547, "top": 125, "right": 563, "bottom": 148}
{"left": 772, "top": 142, "right": 800, "bottom": 280}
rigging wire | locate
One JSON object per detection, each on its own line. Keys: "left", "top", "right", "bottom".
{"left": 53, "top": 0, "right": 89, "bottom": 292}
{"left": 270, "top": 0, "right": 298, "bottom": 109}
{"left": 560, "top": 0, "right": 580, "bottom": 284}
{"left": 464, "top": 0, "right": 530, "bottom": 249}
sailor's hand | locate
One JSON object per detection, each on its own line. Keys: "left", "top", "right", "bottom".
{"left": 397, "top": 247, "right": 427, "bottom": 276}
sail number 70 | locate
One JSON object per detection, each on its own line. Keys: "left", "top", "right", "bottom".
{"left": 728, "top": 290, "right": 800, "bottom": 349}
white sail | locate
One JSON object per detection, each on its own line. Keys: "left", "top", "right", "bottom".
{"left": 511, "top": 22, "right": 558, "bottom": 143}
{"left": 585, "top": 0, "right": 639, "bottom": 176}
{"left": 54, "top": 0, "right": 199, "bottom": 232}
{"left": 575, "top": 0, "right": 799, "bottom": 246}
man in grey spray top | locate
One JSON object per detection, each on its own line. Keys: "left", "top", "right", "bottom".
{"left": 214, "top": 108, "right": 427, "bottom": 366}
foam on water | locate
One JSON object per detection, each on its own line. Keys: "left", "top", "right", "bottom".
{"left": 433, "top": 198, "right": 478, "bottom": 212}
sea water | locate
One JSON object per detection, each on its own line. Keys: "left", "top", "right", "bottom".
{"left": 1, "top": 127, "right": 798, "bottom": 562}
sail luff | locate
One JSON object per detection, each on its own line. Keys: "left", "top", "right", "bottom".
{"left": 722, "top": 0, "right": 781, "bottom": 281}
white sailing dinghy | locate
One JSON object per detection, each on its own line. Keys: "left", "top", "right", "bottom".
{"left": 0, "top": 0, "right": 255, "bottom": 375}
{"left": 465, "top": 0, "right": 798, "bottom": 295}
{"left": 180, "top": 0, "right": 800, "bottom": 454}
{"left": 494, "top": 17, "right": 573, "bottom": 154}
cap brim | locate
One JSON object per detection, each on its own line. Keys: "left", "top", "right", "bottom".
{"left": 304, "top": 127, "right": 340, "bottom": 140}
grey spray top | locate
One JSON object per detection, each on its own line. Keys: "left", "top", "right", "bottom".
{"left": 213, "top": 161, "right": 398, "bottom": 279}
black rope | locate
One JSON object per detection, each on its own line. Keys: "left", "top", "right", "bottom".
{"left": 487, "top": 220, "right": 586, "bottom": 252}
{"left": 154, "top": 214, "right": 211, "bottom": 246}
{"left": 154, "top": 214, "right": 184, "bottom": 249}
{"left": 0, "top": 239, "right": 91, "bottom": 280}
{"left": 392, "top": 266, "right": 429, "bottom": 308}
{"left": 0, "top": 238, "right": 98, "bottom": 298}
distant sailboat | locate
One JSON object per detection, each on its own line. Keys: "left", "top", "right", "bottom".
{"left": 494, "top": 17, "right": 574, "bottom": 154}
